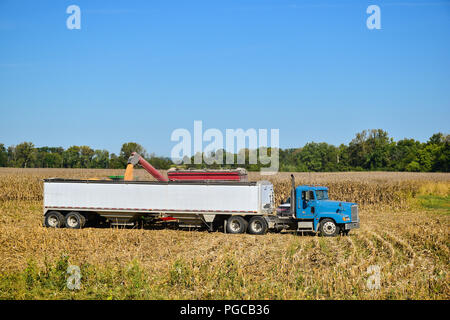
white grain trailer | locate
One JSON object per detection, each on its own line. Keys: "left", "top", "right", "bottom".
{"left": 43, "top": 179, "right": 274, "bottom": 234}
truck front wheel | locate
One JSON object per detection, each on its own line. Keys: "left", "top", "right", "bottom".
{"left": 226, "top": 216, "right": 247, "bottom": 234}
{"left": 319, "top": 218, "right": 339, "bottom": 237}
{"left": 247, "top": 216, "right": 268, "bottom": 235}
{"left": 65, "top": 212, "right": 86, "bottom": 229}
{"left": 44, "top": 211, "right": 65, "bottom": 228}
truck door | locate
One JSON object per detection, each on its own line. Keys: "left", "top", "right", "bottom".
{"left": 296, "top": 190, "right": 316, "bottom": 219}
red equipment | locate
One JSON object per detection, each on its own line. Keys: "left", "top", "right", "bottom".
{"left": 125, "top": 152, "right": 248, "bottom": 182}
{"left": 167, "top": 168, "right": 248, "bottom": 181}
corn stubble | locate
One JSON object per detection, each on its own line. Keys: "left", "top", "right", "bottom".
{"left": 0, "top": 168, "right": 448, "bottom": 299}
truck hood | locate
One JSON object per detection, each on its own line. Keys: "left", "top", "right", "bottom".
{"left": 318, "top": 200, "right": 356, "bottom": 212}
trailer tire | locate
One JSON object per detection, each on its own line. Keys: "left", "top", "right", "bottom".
{"left": 65, "top": 212, "right": 86, "bottom": 229}
{"left": 226, "top": 216, "right": 247, "bottom": 234}
{"left": 44, "top": 211, "right": 65, "bottom": 228}
{"left": 247, "top": 216, "right": 268, "bottom": 235}
{"left": 319, "top": 218, "right": 339, "bottom": 237}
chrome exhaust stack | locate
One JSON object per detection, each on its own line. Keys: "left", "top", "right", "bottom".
{"left": 290, "top": 174, "right": 296, "bottom": 217}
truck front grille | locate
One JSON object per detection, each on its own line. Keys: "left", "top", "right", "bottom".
{"left": 351, "top": 205, "right": 359, "bottom": 222}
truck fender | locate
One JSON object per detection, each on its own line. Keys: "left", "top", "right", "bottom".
{"left": 313, "top": 219, "right": 320, "bottom": 232}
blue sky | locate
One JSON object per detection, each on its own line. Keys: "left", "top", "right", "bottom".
{"left": 1, "top": 0, "right": 449, "bottom": 156}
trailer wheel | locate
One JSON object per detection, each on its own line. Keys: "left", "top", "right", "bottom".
{"left": 319, "top": 218, "right": 339, "bottom": 237}
{"left": 247, "top": 216, "right": 268, "bottom": 235}
{"left": 65, "top": 212, "right": 86, "bottom": 229}
{"left": 226, "top": 216, "right": 247, "bottom": 234}
{"left": 44, "top": 211, "right": 65, "bottom": 228}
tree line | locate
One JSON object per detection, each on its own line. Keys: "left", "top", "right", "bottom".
{"left": 277, "top": 130, "right": 449, "bottom": 172}
{"left": 0, "top": 130, "right": 448, "bottom": 172}
{"left": 0, "top": 142, "right": 173, "bottom": 170}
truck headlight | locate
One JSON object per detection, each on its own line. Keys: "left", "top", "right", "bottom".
{"left": 343, "top": 216, "right": 350, "bottom": 221}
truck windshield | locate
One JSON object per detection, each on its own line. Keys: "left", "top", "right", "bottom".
{"left": 316, "top": 190, "right": 328, "bottom": 200}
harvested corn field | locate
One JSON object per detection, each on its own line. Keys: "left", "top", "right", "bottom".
{"left": 0, "top": 168, "right": 448, "bottom": 299}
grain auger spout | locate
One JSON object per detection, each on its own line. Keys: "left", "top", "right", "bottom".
{"left": 124, "top": 152, "right": 168, "bottom": 181}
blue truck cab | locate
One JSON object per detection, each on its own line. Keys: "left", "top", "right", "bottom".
{"left": 294, "top": 185, "right": 359, "bottom": 236}
{"left": 274, "top": 175, "right": 360, "bottom": 236}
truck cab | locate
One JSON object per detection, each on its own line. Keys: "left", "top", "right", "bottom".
{"left": 295, "top": 185, "right": 359, "bottom": 235}
{"left": 275, "top": 177, "right": 360, "bottom": 236}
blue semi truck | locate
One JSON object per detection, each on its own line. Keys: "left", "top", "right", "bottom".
{"left": 43, "top": 171, "right": 359, "bottom": 236}
{"left": 270, "top": 175, "right": 360, "bottom": 236}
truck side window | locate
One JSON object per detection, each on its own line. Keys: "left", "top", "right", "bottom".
{"left": 309, "top": 191, "right": 315, "bottom": 200}
{"left": 301, "top": 191, "right": 306, "bottom": 200}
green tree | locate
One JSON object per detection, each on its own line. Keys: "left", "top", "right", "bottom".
{"left": 119, "top": 142, "right": 146, "bottom": 167}
{"left": 15, "top": 142, "right": 37, "bottom": 168}
{"left": 416, "top": 146, "right": 434, "bottom": 172}
{"left": 79, "top": 146, "right": 95, "bottom": 168}
{"left": 147, "top": 153, "right": 173, "bottom": 170}
{"left": 348, "top": 130, "right": 368, "bottom": 169}
{"left": 427, "top": 133, "right": 449, "bottom": 172}
{"left": 63, "top": 146, "right": 81, "bottom": 168}
{"left": 0, "top": 144, "right": 7, "bottom": 167}
{"left": 348, "top": 129, "right": 392, "bottom": 170}
{"left": 367, "top": 129, "right": 393, "bottom": 169}
{"left": 279, "top": 148, "right": 297, "bottom": 171}
{"left": 44, "top": 153, "right": 63, "bottom": 168}
{"left": 91, "top": 150, "right": 110, "bottom": 168}
{"left": 297, "top": 142, "right": 338, "bottom": 172}
{"left": 7, "top": 146, "right": 16, "bottom": 166}
{"left": 405, "top": 161, "right": 421, "bottom": 172}
{"left": 336, "top": 144, "right": 350, "bottom": 171}
{"left": 109, "top": 153, "right": 123, "bottom": 169}
{"left": 428, "top": 133, "right": 445, "bottom": 145}
{"left": 35, "top": 147, "right": 64, "bottom": 168}
{"left": 389, "top": 139, "right": 421, "bottom": 171}
{"left": 36, "top": 147, "right": 50, "bottom": 167}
